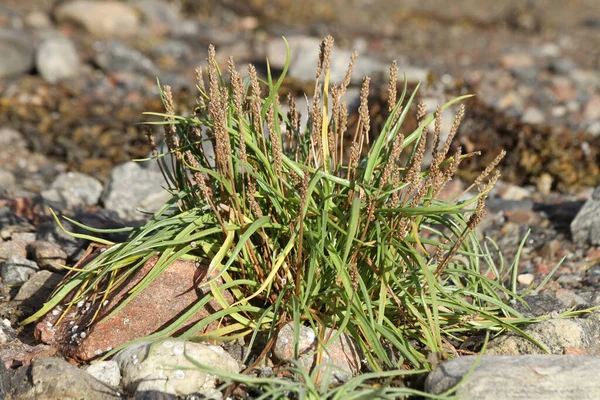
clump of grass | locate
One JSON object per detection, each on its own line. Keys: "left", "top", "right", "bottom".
{"left": 25, "top": 36, "right": 553, "bottom": 389}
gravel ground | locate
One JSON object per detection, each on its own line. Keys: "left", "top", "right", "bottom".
{"left": 0, "top": 1, "right": 599, "bottom": 398}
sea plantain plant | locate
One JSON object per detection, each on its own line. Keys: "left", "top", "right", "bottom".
{"left": 25, "top": 36, "right": 556, "bottom": 390}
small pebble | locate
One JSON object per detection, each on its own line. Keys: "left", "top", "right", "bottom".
{"left": 518, "top": 273, "right": 535, "bottom": 286}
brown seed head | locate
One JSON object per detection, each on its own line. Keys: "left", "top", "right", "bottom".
{"left": 474, "top": 149, "right": 506, "bottom": 187}
{"left": 320, "top": 35, "right": 334, "bottom": 78}
{"left": 441, "top": 104, "right": 465, "bottom": 159}
{"left": 162, "top": 85, "right": 181, "bottom": 159}
{"left": 341, "top": 51, "right": 358, "bottom": 95}
{"left": 359, "top": 76, "right": 371, "bottom": 144}
{"left": 388, "top": 60, "right": 398, "bottom": 112}
{"left": 267, "top": 104, "right": 282, "bottom": 173}
{"left": 432, "top": 105, "right": 443, "bottom": 157}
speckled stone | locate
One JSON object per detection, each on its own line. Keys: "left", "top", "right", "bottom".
{"left": 35, "top": 255, "right": 233, "bottom": 361}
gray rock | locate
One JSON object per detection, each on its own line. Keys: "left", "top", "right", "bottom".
{"left": 114, "top": 339, "right": 239, "bottom": 398}
{"left": 0, "top": 240, "right": 28, "bottom": 262}
{"left": 0, "top": 319, "right": 17, "bottom": 344}
{"left": 486, "top": 316, "right": 600, "bottom": 356}
{"left": 27, "top": 240, "right": 68, "bottom": 272}
{"left": 0, "top": 256, "right": 39, "bottom": 285}
{"left": 0, "top": 207, "right": 28, "bottom": 231}
{"left": 0, "top": 29, "right": 34, "bottom": 78}
{"left": 274, "top": 322, "right": 361, "bottom": 385}
{"left": 269, "top": 36, "right": 421, "bottom": 85}
{"left": 43, "top": 171, "right": 103, "bottom": 207}
{"left": 24, "top": 10, "right": 52, "bottom": 29}
{"left": 170, "top": 19, "right": 207, "bottom": 38}
{"left": 571, "top": 185, "right": 600, "bottom": 245}
{"left": 13, "top": 270, "right": 62, "bottom": 313}
{"left": 87, "top": 361, "right": 122, "bottom": 388}
{"left": 9, "top": 357, "right": 121, "bottom": 399}
{"left": 0, "top": 127, "right": 28, "bottom": 152}
{"left": 0, "top": 168, "right": 15, "bottom": 190}
{"left": 54, "top": 0, "right": 141, "bottom": 38}
{"left": 151, "top": 40, "right": 191, "bottom": 60}
{"left": 425, "top": 355, "right": 600, "bottom": 400}
{"left": 521, "top": 107, "right": 545, "bottom": 125}
{"left": 36, "top": 218, "right": 86, "bottom": 259}
{"left": 101, "top": 161, "right": 170, "bottom": 220}
{"left": 130, "top": 0, "right": 181, "bottom": 32}
{"left": 587, "top": 121, "right": 600, "bottom": 137}
{"left": 94, "top": 40, "right": 159, "bottom": 76}
{"left": 36, "top": 36, "right": 81, "bottom": 83}
{"left": 0, "top": 359, "right": 10, "bottom": 400}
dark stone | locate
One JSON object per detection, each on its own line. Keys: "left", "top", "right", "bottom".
{"left": 0, "top": 207, "right": 28, "bottom": 230}
{"left": 36, "top": 219, "right": 86, "bottom": 260}
{"left": 134, "top": 390, "right": 178, "bottom": 400}
{"left": 0, "top": 360, "right": 10, "bottom": 398}
{"left": 9, "top": 357, "right": 121, "bottom": 399}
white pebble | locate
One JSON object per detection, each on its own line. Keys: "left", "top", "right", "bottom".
{"left": 174, "top": 370, "right": 185, "bottom": 379}
{"left": 172, "top": 344, "right": 185, "bottom": 355}
{"left": 517, "top": 273, "right": 535, "bottom": 286}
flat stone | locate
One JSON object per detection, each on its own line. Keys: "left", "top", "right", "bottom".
{"left": 54, "top": 0, "right": 141, "bottom": 38}
{"left": 13, "top": 270, "right": 62, "bottom": 314}
{"left": 0, "top": 29, "right": 34, "bottom": 78}
{"left": 35, "top": 256, "right": 233, "bottom": 361}
{"left": 27, "top": 240, "right": 68, "bottom": 272}
{"left": 426, "top": 355, "right": 600, "bottom": 400}
{"left": 9, "top": 357, "right": 121, "bottom": 399}
{"left": 571, "top": 185, "right": 600, "bottom": 245}
{"left": 486, "top": 316, "right": 600, "bottom": 356}
{"left": 114, "top": 339, "right": 239, "bottom": 397}
{"left": 274, "top": 322, "right": 361, "bottom": 385}
{"left": 36, "top": 36, "right": 81, "bottom": 83}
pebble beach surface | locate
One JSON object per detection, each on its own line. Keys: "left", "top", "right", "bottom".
{"left": 1, "top": 1, "right": 600, "bottom": 399}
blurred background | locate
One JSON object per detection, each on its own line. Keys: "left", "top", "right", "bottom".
{"left": 0, "top": 0, "right": 599, "bottom": 194}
